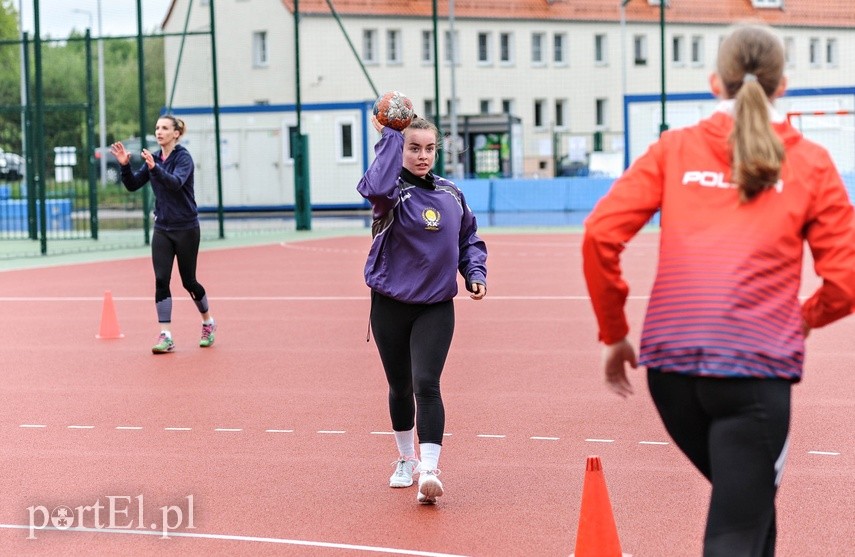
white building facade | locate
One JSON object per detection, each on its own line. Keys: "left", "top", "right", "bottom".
{"left": 161, "top": 0, "right": 855, "bottom": 209}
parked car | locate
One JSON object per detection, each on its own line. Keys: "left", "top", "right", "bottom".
{"left": 94, "top": 135, "right": 156, "bottom": 183}
{"left": 0, "top": 149, "right": 24, "bottom": 181}
{"left": 557, "top": 157, "right": 589, "bottom": 178}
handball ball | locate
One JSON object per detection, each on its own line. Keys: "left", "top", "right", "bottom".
{"left": 373, "top": 91, "right": 415, "bottom": 131}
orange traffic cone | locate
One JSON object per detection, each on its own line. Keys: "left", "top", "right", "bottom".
{"left": 571, "top": 456, "right": 629, "bottom": 557}
{"left": 96, "top": 290, "right": 124, "bottom": 339}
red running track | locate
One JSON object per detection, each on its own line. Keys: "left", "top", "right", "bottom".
{"left": 0, "top": 232, "right": 852, "bottom": 556}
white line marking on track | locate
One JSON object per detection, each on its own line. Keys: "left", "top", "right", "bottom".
{"left": 7, "top": 425, "right": 845, "bottom": 456}
{"left": 0, "top": 294, "right": 648, "bottom": 302}
{"left": 0, "top": 524, "right": 471, "bottom": 556}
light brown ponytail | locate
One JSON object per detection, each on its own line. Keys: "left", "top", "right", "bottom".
{"left": 717, "top": 24, "right": 785, "bottom": 202}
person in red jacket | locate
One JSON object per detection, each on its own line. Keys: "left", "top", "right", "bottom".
{"left": 583, "top": 23, "right": 855, "bottom": 556}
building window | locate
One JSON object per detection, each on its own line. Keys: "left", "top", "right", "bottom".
{"left": 594, "top": 34, "right": 607, "bottom": 65}
{"left": 672, "top": 35, "right": 684, "bottom": 65}
{"left": 534, "top": 99, "right": 545, "bottom": 128}
{"left": 826, "top": 38, "right": 838, "bottom": 67}
{"left": 479, "top": 99, "right": 492, "bottom": 114}
{"left": 477, "top": 32, "right": 492, "bottom": 64}
{"left": 531, "top": 32, "right": 545, "bottom": 65}
{"left": 424, "top": 99, "right": 435, "bottom": 119}
{"left": 363, "top": 29, "right": 378, "bottom": 64}
{"left": 337, "top": 119, "right": 355, "bottom": 161}
{"left": 809, "top": 38, "right": 820, "bottom": 67}
{"left": 555, "top": 99, "right": 566, "bottom": 128}
{"left": 421, "top": 30, "right": 433, "bottom": 64}
{"left": 445, "top": 98, "right": 459, "bottom": 115}
{"left": 499, "top": 32, "right": 514, "bottom": 64}
{"left": 634, "top": 34, "right": 647, "bottom": 65}
{"left": 252, "top": 31, "right": 269, "bottom": 67}
{"left": 387, "top": 30, "right": 402, "bottom": 64}
{"left": 444, "top": 30, "right": 460, "bottom": 64}
{"left": 691, "top": 36, "right": 703, "bottom": 66}
{"left": 554, "top": 33, "right": 567, "bottom": 65}
{"left": 595, "top": 98, "right": 607, "bottom": 128}
{"left": 502, "top": 98, "right": 514, "bottom": 115}
{"left": 784, "top": 37, "right": 796, "bottom": 68}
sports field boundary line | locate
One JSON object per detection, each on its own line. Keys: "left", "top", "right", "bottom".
{"left": 0, "top": 524, "right": 470, "bottom": 556}
{"left": 0, "top": 295, "right": 649, "bottom": 302}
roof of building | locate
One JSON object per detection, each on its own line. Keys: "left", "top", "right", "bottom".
{"left": 163, "top": 1, "right": 855, "bottom": 31}
{"left": 273, "top": 0, "right": 855, "bottom": 28}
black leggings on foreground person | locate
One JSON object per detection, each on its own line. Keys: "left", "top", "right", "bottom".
{"left": 152, "top": 227, "right": 208, "bottom": 312}
{"left": 370, "top": 292, "right": 454, "bottom": 445}
{"left": 647, "top": 370, "right": 791, "bottom": 557}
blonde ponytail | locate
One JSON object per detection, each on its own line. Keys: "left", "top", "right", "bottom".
{"left": 717, "top": 24, "right": 786, "bottom": 202}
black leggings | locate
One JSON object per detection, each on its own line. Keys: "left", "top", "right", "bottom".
{"left": 152, "top": 227, "right": 207, "bottom": 321}
{"left": 370, "top": 292, "right": 454, "bottom": 445}
{"left": 647, "top": 370, "right": 792, "bottom": 557}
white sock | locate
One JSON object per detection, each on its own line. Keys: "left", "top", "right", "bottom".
{"left": 394, "top": 429, "right": 416, "bottom": 459}
{"left": 160, "top": 329, "right": 172, "bottom": 338}
{"left": 419, "top": 443, "right": 441, "bottom": 472}
{"left": 203, "top": 317, "right": 214, "bottom": 325}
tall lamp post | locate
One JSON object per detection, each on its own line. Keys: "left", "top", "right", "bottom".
{"left": 73, "top": 5, "right": 107, "bottom": 185}
{"left": 659, "top": 0, "right": 668, "bottom": 134}
{"left": 96, "top": 0, "right": 106, "bottom": 185}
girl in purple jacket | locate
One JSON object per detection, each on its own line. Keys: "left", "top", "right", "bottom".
{"left": 358, "top": 116, "right": 487, "bottom": 504}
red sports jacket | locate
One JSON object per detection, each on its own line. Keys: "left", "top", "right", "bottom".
{"left": 583, "top": 110, "right": 855, "bottom": 380}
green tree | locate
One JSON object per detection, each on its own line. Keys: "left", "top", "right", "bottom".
{"left": 0, "top": 0, "right": 23, "bottom": 151}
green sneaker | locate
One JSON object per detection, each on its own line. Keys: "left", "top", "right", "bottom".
{"left": 200, "top": 322, "right": 216, "bottom": 348}
{"left": 152, "top": 333, "right": 175, "bottom": 354}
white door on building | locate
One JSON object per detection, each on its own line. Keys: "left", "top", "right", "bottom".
{"left": 241, "top": 128, "right": 285, "bottom": 206}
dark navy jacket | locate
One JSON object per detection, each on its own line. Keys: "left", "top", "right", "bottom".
{"left": 120, "top": 143, "right": 198, "bottom": 231}
{"left": 357, "top": 127, "right": 487, "bottom": 304}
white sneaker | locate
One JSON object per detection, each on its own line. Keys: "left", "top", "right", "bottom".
{"left": 417, "top": 469, "right": 443, "bottom": 504}
{"left": 389, "top": 457, "right": 419, "bottom": 488}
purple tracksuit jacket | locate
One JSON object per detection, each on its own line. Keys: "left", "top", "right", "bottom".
{"left": 357, "top": 127, "right": 487, "bottom": 304}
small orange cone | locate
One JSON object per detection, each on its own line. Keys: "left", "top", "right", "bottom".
{"left": 96, "top": 290, "right": 124, "bottom": 339}
{"left": 571, "top": 456, "right": 629, "bottom": 557}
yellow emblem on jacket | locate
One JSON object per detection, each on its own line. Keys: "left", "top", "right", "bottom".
{"left": 422, "top": 207, "right": 441, "bottom": 231}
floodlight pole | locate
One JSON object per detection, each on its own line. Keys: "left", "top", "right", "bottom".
{"left": 448, "top": 0, "right": 458, "bottom": 179}
{"left": 293, "top": 0, "right": 311, "bottom": 230}
{"left": 209, "top": 0, "right": 225, "bottom": 238}
{"left": 659, "top": 0, "right": 668, "bottom": 134}
{"left": 432, "top": 0, "right": 443, "bottom": 175}
{"left": 135, "top": 0, "right": 151, "bottom": 244}
{"left": 97, "top": 0, "right": 107, "bottom": 186}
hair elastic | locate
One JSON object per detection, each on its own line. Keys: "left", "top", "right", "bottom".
{"left": 743, "top": 73, "right": 758, "bottom": 83}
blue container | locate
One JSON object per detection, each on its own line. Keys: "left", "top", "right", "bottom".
{"left": 0, "top": 199, "right": 72, "bottom": 233}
